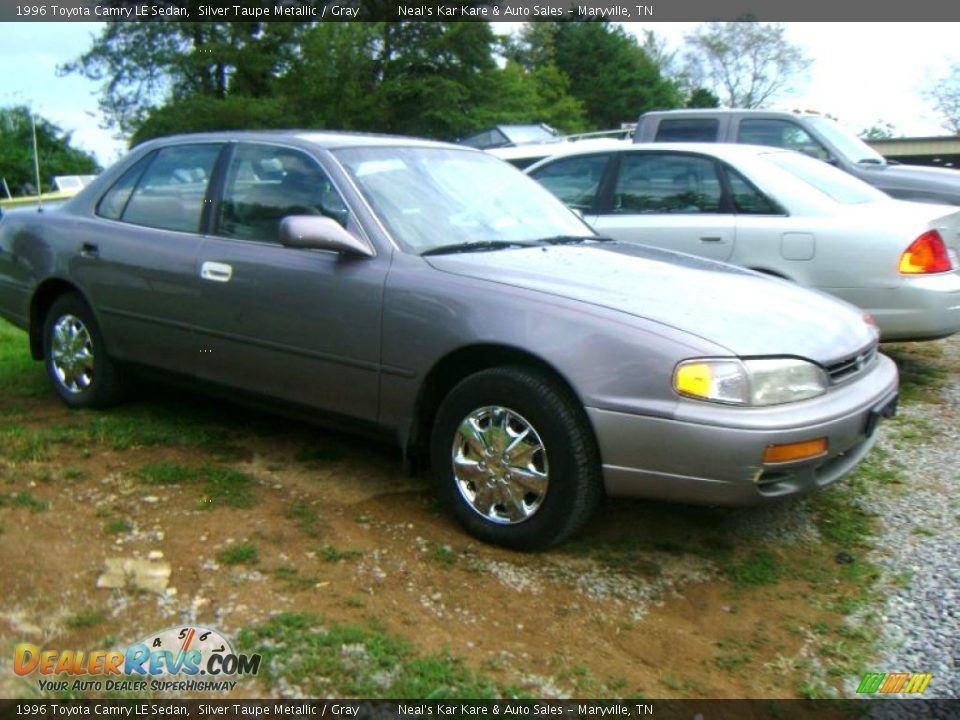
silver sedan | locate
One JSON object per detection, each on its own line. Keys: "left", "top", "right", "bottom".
{"left": 526, "top": 142, "right": 960, "bottom": 341}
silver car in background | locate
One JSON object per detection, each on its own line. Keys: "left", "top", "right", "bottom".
{"left": 0, "top": 132, "right": 898, "bottom": 550}
{"left": 526, "top": 143, "right": 960, "bottom": 341}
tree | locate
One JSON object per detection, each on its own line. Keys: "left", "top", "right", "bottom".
{"left": 60, "top": 14, "right": 307, "bottom": 133}
{"left": 510, "top": 22, "right": 680, "bottom": 130}
{"left": 682, "top": 20, "right": 811, "bottom": 108}
{"left": 0, "top": 106, "right": 100, "bottom": 196}
{"left": 924, "top": 61, "right": 960, "bottom": 135}
{"left": 685, "top": 88, "right": 720, "bottom": 109}
{"left": 859, "top": 121, "right": 898, "bottom": 141}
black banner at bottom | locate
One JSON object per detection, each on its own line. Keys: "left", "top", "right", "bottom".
{"left": 0, "top": 700, "right": 958, "bottom": 720}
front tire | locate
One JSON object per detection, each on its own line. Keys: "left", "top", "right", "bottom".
{"left": 42, "top": 293, "right": 125, "bottom": 409}
{"left": 430, "top": 366, "right": 603, "bottom": 551}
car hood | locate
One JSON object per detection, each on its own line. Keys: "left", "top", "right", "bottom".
{"left": 425, "top": 242, "right": 876, "bottom": 363}
{"left": 864, "top": 162, "right": 960, "bottom": 199}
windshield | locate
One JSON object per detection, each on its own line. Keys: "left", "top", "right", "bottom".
{"left": 763, "top": 151, "right": 888, "bottom": 205}
{"left": 332, "top": 146, "right": 590, "bottom": 254}
{"left": 806, "top": 117, "right": 886, "bottom": 165}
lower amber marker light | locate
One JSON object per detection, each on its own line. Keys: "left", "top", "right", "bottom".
{"left": 762, "top": 438, "right": 828, "bottom": 464}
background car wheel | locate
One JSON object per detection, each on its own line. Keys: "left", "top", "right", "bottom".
{"left": 42, "top": 293, "right": 125, "bottom": 409}
{"left": 430, "top": 365, "right": 603, "bottom": 551}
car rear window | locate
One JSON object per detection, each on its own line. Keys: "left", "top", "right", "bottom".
{"left": 655, "top": 119, "right": 719, "bottom": 142}
{"left": 763, "top": 152, "right": 885, "bottom": 205}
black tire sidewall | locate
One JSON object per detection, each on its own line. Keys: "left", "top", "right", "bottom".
{"left": 431, "top": 366, "right": 602, "bottom": 551}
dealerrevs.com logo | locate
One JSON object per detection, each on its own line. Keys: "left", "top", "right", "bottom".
{"left": 14, "top": 626, "right": 261, "bottom": 693}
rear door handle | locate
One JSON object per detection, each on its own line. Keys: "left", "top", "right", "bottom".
{"left": 80, "top": 242, "right": 99, "bottom": 258}
{"left": 700, "top": 236, "right": 724, "bottom": 243}
{"left": 200, "top": 261, "right": 233, "bottom": 283}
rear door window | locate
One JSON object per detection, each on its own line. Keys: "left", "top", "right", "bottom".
{"left": 118, "top": 144, "right": 222, "bottom": 233}
{"left": 611, "top": 153, "right": 724, "bottom": 214}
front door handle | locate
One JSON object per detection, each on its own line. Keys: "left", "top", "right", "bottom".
{"left": 200, "top": 261, "right": 233, "bottom": 283}
{"left": 700, "top": 236, "right": 724, "bottom": 243}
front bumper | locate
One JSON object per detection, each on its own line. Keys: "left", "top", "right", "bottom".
{"left": 587, "top": 353, "right": 899, "bottom": 505}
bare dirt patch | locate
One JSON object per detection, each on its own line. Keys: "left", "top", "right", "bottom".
{"left": 2, "top": 323, "right": 955, "bottom": 699}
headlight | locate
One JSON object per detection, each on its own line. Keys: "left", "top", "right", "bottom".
{"left": 674, "top": 358, "right": 828, "bottom": 406}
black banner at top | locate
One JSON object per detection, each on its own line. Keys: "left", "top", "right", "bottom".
{"left": 2, "top": 0, "right": 960, "bottom": 22}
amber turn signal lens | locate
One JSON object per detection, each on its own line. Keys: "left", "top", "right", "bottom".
{"left": 762, "top": 438, "right": 828, "bottom": 464}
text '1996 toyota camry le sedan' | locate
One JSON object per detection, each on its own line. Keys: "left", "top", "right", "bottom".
{"left": 0, "top": 132, "right": 899, "bottom": 550}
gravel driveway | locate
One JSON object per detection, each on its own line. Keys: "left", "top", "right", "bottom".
{"left": 850, "top": 334, "right": 959, "bottom": 704}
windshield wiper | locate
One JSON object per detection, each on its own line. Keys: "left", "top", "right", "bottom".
{"left": 856, "top": 158, "right": 886, "bottom": 165}
{"left": 536, "top": 235, "right": 615, "bottom": 245}
{"left": 421, "top": 240, "right": 531, "bottom": 256}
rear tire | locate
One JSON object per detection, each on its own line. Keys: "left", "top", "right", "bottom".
{"left": 430, "top": 365, "right": 603, "bottom": 551}
{"left": 42, "top": 293, "right": 125, "bottom": 409}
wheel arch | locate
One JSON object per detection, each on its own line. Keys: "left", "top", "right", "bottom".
{"left": 407, "top": 343, "right": 595, "bottom": 469}
{"left": 28, "top": 279, "right": 91, "bottom": 360}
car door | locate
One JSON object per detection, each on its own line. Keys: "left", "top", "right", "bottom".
{"left": 74, "top": 142, "right": 223, "bottom": 372}
{"left": 193, "top": 142, "right": 386, "bottom": 422}
{"left": 586, "top": 151, "right": 736, "bottom": 262}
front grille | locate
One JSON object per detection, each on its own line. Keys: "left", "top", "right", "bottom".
{"left": 825, "top": 344, "right": 878, "bottom": 385}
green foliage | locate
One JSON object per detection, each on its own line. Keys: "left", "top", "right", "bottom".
{"left": 0, "top": 106, "right": 99, "bottom": 196}
{"left": 131, "top": 95, "right": 290, "bottom": 145}
{"left": 685, "top": 87, "right": 721, "bottom": 109}
{"left": 510, "top": 22, "right": 680, "bottom": 130}
{"left": 64, "top": 20, "right": 680, "bottom": 143}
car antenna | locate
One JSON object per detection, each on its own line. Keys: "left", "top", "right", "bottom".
{"left": 31, "top": 111, "right": 44, "bottom": 213}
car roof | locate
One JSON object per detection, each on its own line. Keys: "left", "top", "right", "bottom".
{"left": 132, "top": 130, "right": 465, "bottom": 152}
{"left": 488, "top": 138, "right": 631, "bottom": 162}
{"left": 524, "top": 141, "right": 791, "bottom": 169}
{"left": 641, "top": 108, "right": 819, "bottom": 119}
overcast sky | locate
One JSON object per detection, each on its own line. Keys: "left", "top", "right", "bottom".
{"left": 1, "top": 21, "right": 958, "bottom": 168}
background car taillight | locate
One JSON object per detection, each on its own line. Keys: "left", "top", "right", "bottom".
{"left": 898, "top": 229, "right": 952, "bottom": 274}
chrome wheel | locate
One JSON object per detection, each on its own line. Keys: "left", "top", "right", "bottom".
{"left": 50, "top": 314, "right": 95, "bottom": 394}
{"left": 452, "top": 406, "right": 549, "bottom": 525}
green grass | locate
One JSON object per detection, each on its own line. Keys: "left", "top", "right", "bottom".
{"left": 0, "top": 491, "right": 50, "bottom": 513}
{"left": 0, "top": 320, "right": 48, "bottom": 398}
{"left": 135, "top": 463, "right": 201, "bottom": 485}
{"left": 0, "top": 424, "right": 89, "bottom": 462}
{"left": 217, "top": 543, "right": 259, "bottom": 566}
{"left": 66, "top": 610, "right": 107, "bottom": 630}
{"left": 427, "top": 543, "right": 458, "bottom": 567}
{"left": 285, "top": 500, "right": 322, "bottom": 537}
{"left": 319, "top": 545, "right": 363, "bottom": 563}
{"left": 274, "top": 563, "right": 319, "bottom": 589}
{"left": 884, "top": 344, "right": 948, "bottom": 403}
{"left": 724, "top": 550, "right": 781, "bottom": 587}
{"left": 104, "top": 519, "right": 132, "bottom": 534}
{"left": 238, "top": 613, "right": 510, "bottom": 698}
{"left": 134, "top": 462, "right": 255, "bottom": 509}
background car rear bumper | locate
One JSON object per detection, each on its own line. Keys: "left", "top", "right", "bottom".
{"left": 835, "top": 272, "right": 960, "bottom": 341}
{"left": 587, "top": 354, "right": 899, "bottom": 505}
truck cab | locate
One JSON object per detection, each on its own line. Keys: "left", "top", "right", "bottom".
{"left": 635, "top": 109, "right": 960, "bottom": 205}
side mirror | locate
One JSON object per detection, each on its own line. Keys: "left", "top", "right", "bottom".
{"left": 279, "top": 215, "right": 374, "bottom": 257}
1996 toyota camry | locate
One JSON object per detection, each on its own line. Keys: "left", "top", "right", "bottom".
{"left": 0, "top": 132, "right": 898, "bottom": 550}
